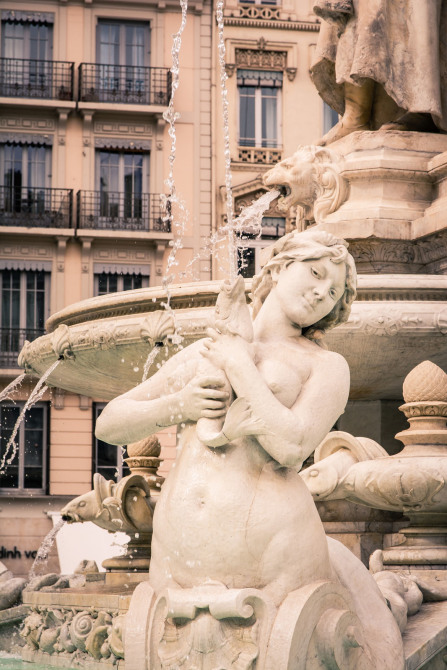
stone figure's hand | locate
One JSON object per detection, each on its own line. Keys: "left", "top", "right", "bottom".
{"left": 201, "top": 328, "right": 252, "bottom": 371}
{"left": 178, "top": 373, "right": 229, "bottom": 422}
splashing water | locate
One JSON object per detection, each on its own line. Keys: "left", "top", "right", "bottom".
{"left": 179, "top": 188, "right": 281, "bottom": 281}
{"left": 0, "top": 373, "right": 26, "bottom": 403}
{"left": 161, "top": 0, "right": 189, "bottom": 316}
{"left": 216, "top": 0, "right": 236, "bottom": 281}
{"left": 142, "top": 347, "right": 161, "bottom": 382}
{"left": 29, "top": 517, "right": 65, "bottom": 581}
{"left": 0, "top": 360, "right": 60, "bottom": 475}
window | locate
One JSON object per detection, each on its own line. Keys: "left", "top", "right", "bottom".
{"left": 0, "top": 402, "right": 48, "bottom": 492}
{"left": 0, "top": 142, "right": 52, "bottom": 215}
{"left": 96, "top": 20, "right": 150, "bottom": 101}
{"left": 238, "top": 69, "right": 282, "bottom": 148}
{"left": 96, "top": 150, "right": 147, "bottom": 221}
{"left": 323, "top": 102, "right": 339, "bottom": 135}
{"left": 1, "top": 17, "right": 53, "bottom": 96}
{"left": 0, "top": 269, "right": 50, "bottom": 367}
{"left": 237, "top": 216, "right": 286, "bottom": 278}
{"left": 93, "top": 404, "right": 130, "bottom": 481}
{"left": 94, "top": 271, "right": 149, "bottom": 296}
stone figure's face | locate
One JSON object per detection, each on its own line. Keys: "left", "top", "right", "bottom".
{"left": 273, "top": 256, "right": 346, "bottom": 328}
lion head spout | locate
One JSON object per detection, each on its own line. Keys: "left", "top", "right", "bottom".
{"left": 263, "top": 146, "right": 347, "bottom": 229}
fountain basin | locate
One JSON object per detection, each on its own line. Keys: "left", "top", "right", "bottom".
{"left": 16, "top": 275, "right": 447, "bottom": 401}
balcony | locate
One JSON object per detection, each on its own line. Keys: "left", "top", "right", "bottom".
{"left": 0, "top": 187, "right": 73, "bottom": 228}
{"left": 0, "top": 58, "right": 74, "bottom": 101}
{"left": 0, "top": 328, "right": 44, "bottom": 369}
{"left": 78, "top": 63, "right": 171, "bottom": 106}
{"left": 77, "top": 191, "right": 171, "bottom": 233}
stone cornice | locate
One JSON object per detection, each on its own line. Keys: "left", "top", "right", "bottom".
{"left": 223, "top": 17, "right": 320, "bottom": 30}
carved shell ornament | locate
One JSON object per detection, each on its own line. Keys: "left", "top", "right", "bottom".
{"left": 51, "top": 324, "right": 75, "bottom": 360}
{"left": 140, "top": 310, "right": 176, "bottom": 346}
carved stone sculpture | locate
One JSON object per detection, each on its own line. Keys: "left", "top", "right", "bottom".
{"left": 96, "top": 229, "right": 405, "bottom": 669}
{"left": 263, "top": 146, "right": 347, "bottom": 230}
{"left": 301, "top": 360, "right": 447, "bottom": 569}
{"left": 61, "top": 471, "right": 154, "bottom": 571}
{"left": 311, "top": 0, "right": 447, "bottom": 144}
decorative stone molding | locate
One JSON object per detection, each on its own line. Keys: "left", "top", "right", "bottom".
{"left": 94, "top": 137, "right": 151, "bottom": 151}
{"left": 140, "top": 310, "right": 175, "bottom": 346}
{"left": 235, "top": 48, "right": 287, "bottom": 70}
{"left": 1, "top": 10, "right": 54, "bottom": 23}
{"left": 0, "top": 118, "right": 55, "bottom": 131}
{"left": 223, "top": 16, "right": 320, "bottom": 31}
{"left": 285, "top": 67, "right": 297, "bottom": 81}
{"left": 21, "top": 605, "right": 124, "bottom": 664}
{"left": 94, "top": 121, "right": 153, "bottom": 136}
{"left": 0, "top": 132, "right": 53, "bottom": 146}
{"left": 238, "top": 3, "right": 281, "bottom": 20}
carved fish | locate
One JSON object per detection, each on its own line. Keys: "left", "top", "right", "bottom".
{"left": 197, "top": 276, "right": 263, "bottom": 448}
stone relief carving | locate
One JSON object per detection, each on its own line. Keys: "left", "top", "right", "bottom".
{"left": 21, "top": 606, "right": 124, "bottom": 662}
{"left": 264, "top": 146, "right": 348, "bottom": 228}
{"left": 235, "top": 48, "right": 286, "bottom": 70}
{"left": 140, "top": 311, "right": 176, "bottom": 346}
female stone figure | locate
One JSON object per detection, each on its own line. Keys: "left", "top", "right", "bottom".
{"left": 96, "top": 229, "right": 404, "bottom": 668}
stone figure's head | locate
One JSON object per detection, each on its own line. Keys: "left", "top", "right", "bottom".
{"left": 250, "top": 229, "right": 356, "bottom": 342}
{"left": 263, "top": 146, "right": 347, "bottom": 226}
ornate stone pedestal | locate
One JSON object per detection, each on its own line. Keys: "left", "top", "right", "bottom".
{"left": 125, "top": 581, "right": 376, "bottom": 670}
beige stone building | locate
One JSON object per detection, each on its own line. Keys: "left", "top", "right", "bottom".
{"left": 0, "top": 0, "right": 329, "bottom": 576}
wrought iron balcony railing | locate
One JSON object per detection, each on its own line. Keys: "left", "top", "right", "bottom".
{"left": 0, "top": 328, "right": 44, "bottom": 368}
{"left": 0, "top": 58, "right": 74, "bottom": 100}
{"left": 76, "top": 191, "right": 171, "bottom": 232}
{"left": 79, "top": 63, "right": 171, "bottom": 106}
{"left": 0, "top": 187, "right": 73, "bottom": 228}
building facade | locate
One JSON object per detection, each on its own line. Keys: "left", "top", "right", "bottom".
{"left": 0, "top": 0, "right": 327, "bottom": 577}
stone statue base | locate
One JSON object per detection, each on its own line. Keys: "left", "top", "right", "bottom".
{"left": 309, "top": 131, "right": 447, "bottom": 275}
{"left": 125, "top": 580, "right": 376, "bottom": 670}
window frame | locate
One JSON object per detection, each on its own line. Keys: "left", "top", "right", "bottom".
{"left": 0, "top": 269, "right": 51, "bottom": 331}
{"left": 93, "top": 271, "right": 149, "bottom": 297}
{"left": 0, "top": 400, "right": 49, "bottom": 494}
{"left": 238, "top": 70, "right": 282, "bottom": 149}
{"left": 93, "top": 403, "right": 129, "bottom": 481}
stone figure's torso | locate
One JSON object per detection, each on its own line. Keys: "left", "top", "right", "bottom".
{"left": 149, "top": 340, "right": 332, "bottom": 603}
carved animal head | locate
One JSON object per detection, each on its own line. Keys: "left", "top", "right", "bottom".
{"left": 60, "top": 489, "right": 101, "bottom": 524}
{"left": 263, "top": 146, "right": 347, "bottom": 225}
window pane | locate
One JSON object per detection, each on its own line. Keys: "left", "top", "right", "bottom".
{"left": 24, "top": 407, "right": 44, "bottom": 489}
{"left": 0, "top": 405, "right": 20, "bottom": 488}
{"left": 123, "top": 274, "right": 143, "bottom": 291}
{"left": 1, "top": 270, "right": 21, "bottom": 330}
{"left": 237, "top": 246, "right": 256, "bottom": 278}
{"left": 239, "top": 87, "right": 256, "bottom": 146}
{"left": 2, "top": 22, "right": 24, "bottom": 59}
{"left": 26, "top": 271, "right": 46, "bottom": 332}
{"left": 261, "top": 88, "right": 278, "bottom": 147}
{"left": 94, "top": 406, "right": 129, "bottom": 480}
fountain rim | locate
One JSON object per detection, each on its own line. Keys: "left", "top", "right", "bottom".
{"left": 45, "top": 274, "right": 447, "bottom": 332}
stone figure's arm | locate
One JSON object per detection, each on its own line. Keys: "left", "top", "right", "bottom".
{"left": 95, "top": 340, "right": 229, "bottom": 446}
{"left": 224, "top": 346, "right": 350, "bottom": 469}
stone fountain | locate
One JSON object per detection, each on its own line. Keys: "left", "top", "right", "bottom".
{"left": 6, "top": 3, "right": 447, "bottom": 669}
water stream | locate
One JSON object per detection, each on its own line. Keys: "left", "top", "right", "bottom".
{"left": 0, "top": 360, "right": 60, "bottom": 476}
{"left": 0, "top": 373, "right": 26, "bottom": 403}
{"left": 216, "top": 0, "right": 236, "bottom": 281}
{"left": 142, "top": 347, "right": 161, "bottom": 383}
{"left": 161, "top": 0, "right": 189, "bottom": 315}
{"left": 29, "top": 517, "right": 66, "bottom": 581}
